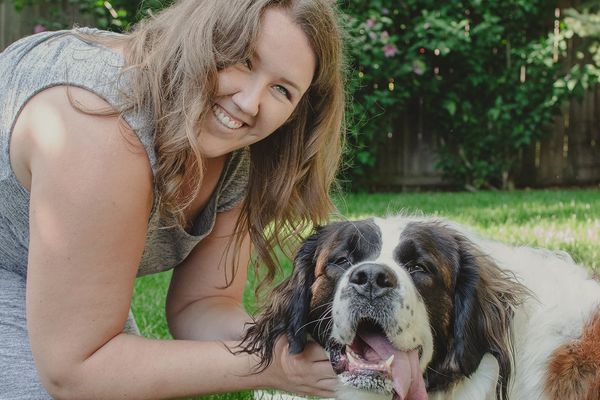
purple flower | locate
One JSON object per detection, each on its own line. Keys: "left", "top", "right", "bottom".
{"left": 369, "top": 31, "right": 377, "bottom": 40}
{"left": 33, "top": 24, "right": 47, "bottom": 34}
{"left": 366, "top": 18, "right": 376, "bottom": 28}
{"left": 383, "top": 44, "right": 398, "bottom": 58}
{"left": 381, "top": 31, "right": 389, "bottom": 40}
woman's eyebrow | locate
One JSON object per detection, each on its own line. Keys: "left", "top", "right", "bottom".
{"left": 279, "top": 77, "right": 301, "bottom": 93}
{"left": 252, "top": 51, "right": 303, "bottom": 94}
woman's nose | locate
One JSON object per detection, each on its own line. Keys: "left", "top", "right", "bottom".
{"left": 232, "top": 80, "right": 262, "bottom": 117}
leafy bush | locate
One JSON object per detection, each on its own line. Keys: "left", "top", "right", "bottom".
{"left": 341, "top": 0, "right": 600, "bottom": 190}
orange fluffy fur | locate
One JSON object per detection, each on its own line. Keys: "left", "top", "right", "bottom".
{"left": 545, "top": 309, "right": 600, "bottom": 400}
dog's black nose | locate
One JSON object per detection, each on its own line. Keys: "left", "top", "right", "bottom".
{"left": 349, "top": 263, "right": 397, "bottom": 299}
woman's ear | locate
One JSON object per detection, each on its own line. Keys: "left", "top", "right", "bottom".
{"left": 237, "top": 230, "right": 322, "bottom": 369}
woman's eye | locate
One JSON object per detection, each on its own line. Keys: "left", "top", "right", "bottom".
{"left": 273, "top": 84, "right": 290, "bottom": 99}
{"left": 242, "top": 58, "right": 252, "bottom": 70}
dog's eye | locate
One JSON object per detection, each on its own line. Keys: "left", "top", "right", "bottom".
{"left": 406, "top": 263, "right": 428, "bottom": 275}
{"left": 333, "top": 257, "right": 351, "bottom": 267}
{"left": 326, "top": 257, "right": 351, "bottom": 272}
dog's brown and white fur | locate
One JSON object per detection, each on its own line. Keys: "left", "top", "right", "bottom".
{"left": 241, "top": 216, "right": 600, "bottom": 399}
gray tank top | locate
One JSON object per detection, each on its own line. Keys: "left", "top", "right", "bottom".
{"left": 0, "top": 29, "right": 249, "bottom": 278}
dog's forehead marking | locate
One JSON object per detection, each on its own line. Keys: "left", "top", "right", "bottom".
{"left": 374, "top": 217, "right": 406, "bottom": 261}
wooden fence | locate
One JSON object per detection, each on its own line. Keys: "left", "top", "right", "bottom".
{"left": 0, "top": 0, "right": 88, "bottom": 51}
{"left": 372, "top": 82, "right": 600, "bottom": 190}
{"left": 2, "top": 0, "right": 599, "bottom": 189}
{"left": 0, "top": 0, "right": 32, "bottom": 50}
{"left": 518, "top": 84, "right": 600, "bottom": 187}
{"left": 369, "top": 3, "right": 600, "bottom": 190}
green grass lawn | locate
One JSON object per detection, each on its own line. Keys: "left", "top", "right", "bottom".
{"left": 131, "top": 189, "right": 600, "bottom": 399}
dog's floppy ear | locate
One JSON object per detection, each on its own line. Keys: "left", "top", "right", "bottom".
{"left": 286, "top": 232, "right": 321, "bottom": 353}
{"left": 237, "top": 230, "right": 321, "bottom": 370}
{"left": 449, "top": 235, "right": 527, "bottom": 399}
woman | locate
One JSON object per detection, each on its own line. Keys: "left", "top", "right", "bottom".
{"left": 0, "top": 0, "right": 345, "bottom": 398}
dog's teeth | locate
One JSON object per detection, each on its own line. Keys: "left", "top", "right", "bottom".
{"left": 347, "top": 350, "right": 357, "bottom": 365}
{"left": 384, "top": 355, "right": 395, "bottom": 370}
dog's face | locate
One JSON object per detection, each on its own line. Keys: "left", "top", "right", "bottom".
{"left": 305, "top": 218, "right": 434, "bottom": 399}
{"left": 242, "top": 217, "right": 523, "bottom": 399}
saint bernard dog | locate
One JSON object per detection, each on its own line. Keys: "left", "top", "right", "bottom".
{"left": 241, "top": 216, "right": 600, "bottom": 400}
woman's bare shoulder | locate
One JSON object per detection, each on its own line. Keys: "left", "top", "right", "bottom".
{"left": 10, "top": 85, "right": 153, "bottom": 200}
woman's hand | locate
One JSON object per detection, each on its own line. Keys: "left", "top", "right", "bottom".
{"left": 266, "top": 335, "right": 338, "bottom": 398}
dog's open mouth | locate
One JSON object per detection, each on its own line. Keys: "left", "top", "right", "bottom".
{"left": 330, "top": 319, "right": 427, "bottom": 400}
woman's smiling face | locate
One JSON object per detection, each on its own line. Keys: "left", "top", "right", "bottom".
{"left": 199, "top": 7, "right": 316, "bottom": 158}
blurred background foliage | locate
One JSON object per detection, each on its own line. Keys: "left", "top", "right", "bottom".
{"left": 8, "top": 0, "right": 600, "bottom": 191}
{"left": 341, "top": 0, "right": 600, "bottom": 190}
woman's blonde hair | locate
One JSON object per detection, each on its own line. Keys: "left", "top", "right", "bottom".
{"left": 118, "top": 0, "right": 346, "bottom": 287}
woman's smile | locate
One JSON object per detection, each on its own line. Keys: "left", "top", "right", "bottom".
{"left": 212, "top": 104, "right": 245, "bottom": 130}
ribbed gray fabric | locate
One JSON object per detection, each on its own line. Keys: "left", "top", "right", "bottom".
{"left": 0, "top": 29, "right": 249, "bottom": 398}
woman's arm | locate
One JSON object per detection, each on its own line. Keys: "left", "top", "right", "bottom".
{"left": 166, "top": 204, "right": 252, "bottom": 342}
{"left": 165, "top": 205, "right": 338, "bottom": 398}
{"left": 166, "top": 207, "right": 251, "bottom": 340}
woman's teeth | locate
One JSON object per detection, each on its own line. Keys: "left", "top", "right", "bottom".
{"left": 212, "top": 105, "right": 243, "bottom": 129}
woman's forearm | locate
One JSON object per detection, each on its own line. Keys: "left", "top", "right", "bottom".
{"left": 43, "top": 333, "right": 273, "bottom": 400}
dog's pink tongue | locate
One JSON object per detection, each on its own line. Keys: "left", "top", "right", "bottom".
{"left": 358, "top": 332, "right": 427, "bottom": 400}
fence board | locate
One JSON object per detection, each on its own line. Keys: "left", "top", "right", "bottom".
{"left": 0, "top": 0, "right": 89, "bottom": 51}
{"left": 1, "top": 0, "right": 38, "bottom": 50}
{"left": 369, "top": 96, "right": 445, "bottom": 190}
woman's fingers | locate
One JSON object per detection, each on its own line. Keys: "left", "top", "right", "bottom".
{"left": 268, "top": 335, "right": 338, "bottom": 397}
{"left": 301, "top": 341, "right": 331, "bottom": 362}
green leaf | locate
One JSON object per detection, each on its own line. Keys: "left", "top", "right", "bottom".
{"left": 443, "top": 100, "right": 457, "bottom": 116}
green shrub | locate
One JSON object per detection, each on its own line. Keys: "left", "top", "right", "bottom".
{"left": 341, "top": 0, "right": 600, "bottom": 190}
